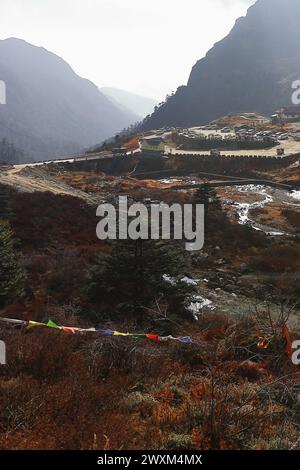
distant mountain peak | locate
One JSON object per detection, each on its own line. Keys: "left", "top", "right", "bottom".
{"left": 101, "top": 87, "right": 158, "bottom": 120}
{"left": 0, "top": 38, "right": 137, "bottom": 161}
{"left": 142, "top": 0, "right": 300, "bottom": 130}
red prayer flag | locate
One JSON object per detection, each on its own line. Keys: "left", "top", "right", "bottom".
{"left": 282, "top": 324, "right": 292, "bottom": 357}
{"left": 62, "top": 327, "right": 79, "bottom": 335}
{"left": 146, "top": 334, "right": 160, "bottom": 343}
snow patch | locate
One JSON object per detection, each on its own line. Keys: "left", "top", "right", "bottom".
{"left": 186, "top": 295, "right": 215, "bottom": 320}
{"left": 291, "top": 191, "right": 300, "bottom": 201}
{"left": 163, "top": 274, "right": 176, "bottom": 286}
{"left": 163, "top": 274, "right": 200, "bottom": 286}
{"left": 235, "top": 185, "right": 285, "bottom": 236}
{"left": 160, "top": 178, "right": 182, "bottom": 184}
{"left": 181, "top": 276, "right": 200, "bottom": 286}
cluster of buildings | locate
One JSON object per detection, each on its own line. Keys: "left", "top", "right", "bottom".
{"left": 134, "top": 106, "right": 300, "bottom": 158}
{"left": 140, "top": 135, "right": 165, "bottom": 155}
{"left": 272, "top": 106, "right": 300, "bottom": 123}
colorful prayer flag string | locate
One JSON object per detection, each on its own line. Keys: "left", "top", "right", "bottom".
{"left": 0, "top": 317, "right": 193, "bottom": 344}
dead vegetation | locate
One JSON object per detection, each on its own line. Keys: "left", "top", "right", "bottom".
{"left": 0, "top": 166, "right": 299, "bottom": 450}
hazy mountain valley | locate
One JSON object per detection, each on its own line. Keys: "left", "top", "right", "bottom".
{"left": 1, "top": 0, "right": 300, "bottom": 455}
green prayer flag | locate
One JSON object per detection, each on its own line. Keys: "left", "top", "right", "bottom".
{"left": 47, "top": 319, "right": 61, "bottom": 330}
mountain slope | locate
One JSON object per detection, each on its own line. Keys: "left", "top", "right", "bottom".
{"left": 101, "top": 87, "right": 158, "bottom": 119}
{"left": 142, "top": 0, "right": 300, "bottom": 130}
{"left": 0, "top": 38, "right": 137, "bottom": 161}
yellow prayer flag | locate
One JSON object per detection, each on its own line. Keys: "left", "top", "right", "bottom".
{"left": 27, "top": 321, "right": 48, "bottom": 329}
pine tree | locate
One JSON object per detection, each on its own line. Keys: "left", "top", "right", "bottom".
{"left": 0, "top": 184, "right": 14, "bottom": 221}
{"left": 0, "top": 221, "right": 25, "bottom": 306}
{"left": 85, "top": 239, "right": 191, "bottom": 309}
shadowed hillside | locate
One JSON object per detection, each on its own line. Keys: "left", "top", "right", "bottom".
{"left": 0, "top": 38, "right": 137, "bottom": 161}
{"left": 142, "top": 0, "right": 300, "bottom": 129}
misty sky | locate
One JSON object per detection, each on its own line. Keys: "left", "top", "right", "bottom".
{"left": 0, "top": 0, "right": 255, "bottom": 100}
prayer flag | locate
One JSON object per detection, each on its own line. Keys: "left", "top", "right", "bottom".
{"left": 47, "top": 320, "right": 61, "bottom": 330}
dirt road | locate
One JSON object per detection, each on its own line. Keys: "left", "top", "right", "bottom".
{"left": 0, "top": 164, "right": 101, "bottom": 203}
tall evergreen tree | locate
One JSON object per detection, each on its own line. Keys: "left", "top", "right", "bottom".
{"left": 0, "top": 184, "right": 14, "bottom": 221}
{"left": 0, "top": 221, "right": 25, "bottom": 306}
{"left": 85, "top": 239, "right": 191, "bottom": 309}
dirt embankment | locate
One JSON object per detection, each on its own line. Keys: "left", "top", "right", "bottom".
{"left": 0, "top": 165, "right": 103, "bottom": 204}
